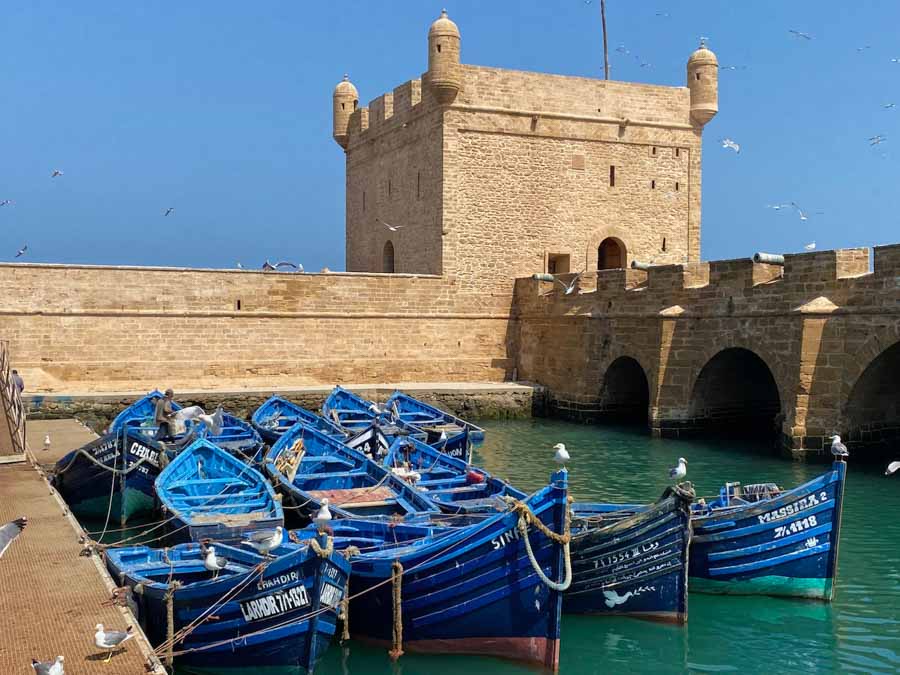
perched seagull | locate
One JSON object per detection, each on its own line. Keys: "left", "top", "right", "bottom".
{"left": 50, "top": 169, "right": 63, "bottom": 178}
{"left": 830, "top": 435, "right": 849, "bottom": 458}
{"left": 30, "top": 656, "right": 65, "bottom": 675}
{"left": 789, "top": 29, "right": 813, "bottom": 40}
{"left": 790, "top": 202, "right": 809, "bottom": 221}
{"left": 720, "top": 138, "right": 741, "bottom": 153}
{"left": 669, "top": 457, "right": 688, "bottom": 481}
{"left": 805, "top": 241, "right": 816, "bottom": 251}
{"left": 0, "top": 516, "right": 27, "bottom": 558}
{"left": 43, "top": 434, "right": 51, "bottom": 451}
{"left": 885, "top": 461, "right": 900, "bottom": 476}
{"left": 93, "top": 624, "right": 134, "bottom": 663}
{"left": 552, "top": 442, "right": 570, "bottom": 467}
{"left": 164, "top": 207, "right": 174, "bottom": 217}
{"left": 204, "top": 545, "right": 227, "bottom": 579}
{"left": 553, "top": 273, "right": 583, "bottom": 296}
{"left": 244, "top": 526, "right": 284, "bottom": 556}
{"left": 869, "top": 134, "right": 887, "bottom": 146}
{"left": 314, "top": 498, "right": 332, "bottom": 532}
{"left": 15, "top": 245, "right": 27, "bottom": 258}
{"left": 376, "top": 217, "right": 404, "bottom": 232}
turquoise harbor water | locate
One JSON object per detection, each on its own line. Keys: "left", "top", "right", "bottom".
{"left": 95, "top": 419, "right": 899, "bottom": 674}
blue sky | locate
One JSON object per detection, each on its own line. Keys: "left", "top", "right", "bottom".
{"left": 1, "top": 1, "right": 897, "bottom": 270}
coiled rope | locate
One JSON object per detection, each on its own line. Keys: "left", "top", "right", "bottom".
{"left": 503, "top": 496, "right": 573, "bottom": 592}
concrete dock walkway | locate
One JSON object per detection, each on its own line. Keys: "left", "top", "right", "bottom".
{"left": 0, "top": 419, "right": 163, "bottom": 674}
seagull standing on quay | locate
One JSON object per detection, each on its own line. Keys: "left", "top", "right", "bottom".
{"left": 669, "top": 457, "right": 688, "bottom": 481}
{"left": 885, "top": 461, "right": 900, "bottom": 476}
{"left": 30, "top": 656, "right": 64, "bottom": 675}
{"left": 0, "top": 516, "right": 27, "bottom": 558}
{"left": 830, "top": 435, "right": 849, "bottom": 458}
{"left": 93, "top": 624, "right": 134, "bottom": 663}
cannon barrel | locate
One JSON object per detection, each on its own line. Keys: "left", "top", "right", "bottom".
{"left": 753, "top": 252, "right": 785, "bottom": 265}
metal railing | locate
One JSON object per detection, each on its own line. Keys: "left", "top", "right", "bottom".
{"left": 0, "top": 340, "right": 26, "bottom": 456}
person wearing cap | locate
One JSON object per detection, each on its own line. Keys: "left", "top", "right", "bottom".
{"left": 154, "top": 389, "right": 176, "bottom": 441}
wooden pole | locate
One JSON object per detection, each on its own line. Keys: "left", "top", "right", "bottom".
{"left": 165, "top": 585, "right": 175, "bottom": 668}
{"left": 600, "top": 0, "right": 610, "bottom": 80}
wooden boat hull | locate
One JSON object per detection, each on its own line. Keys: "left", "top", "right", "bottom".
{"left": 347, "top": 471, "right": 568, "bottom": 671}
{"left": 54, "top": 431, "right": 164, "bottom": 525}
{"left": 106, "top": 540, "right": 349, "bottom": 673}
{"left": 385, "top": 391, "right": 486, "bottom": 462}
{"left": 251, "top": 395, "right": 346, "bottom": 445}
{"left": 689, "top": 460, "right": 847, "bottom": 600}
{"left": 567, "top": 485, "right": 693, "bottom": 622}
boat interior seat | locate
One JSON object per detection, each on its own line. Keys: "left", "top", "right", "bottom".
{"left": 297, "top": 469, "right": 369, "bottom": 481}
{"left": 184, "top": 499, "right": 270, "bottom": 512}
{"left": 171, "top": 490, "right": 264, "bottom": 502}
{"left": 299, "top": 456, "right": 354, "bottom": 468}
{"left": 169, "top": 478, "right": 250, "bottom": 488}
{"left": 417, "top": 476, "right": 468, "bottom": 488}
{"left": 428, "top": 484, "right": 491, "bottom": 496}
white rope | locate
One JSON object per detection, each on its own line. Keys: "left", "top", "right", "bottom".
{"left": 517, "top": 513, "right": 572, "bottom": 592}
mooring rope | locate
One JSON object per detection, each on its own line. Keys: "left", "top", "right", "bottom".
{"left": 502, "top": 495, "right": 573, "bottom": 592}
{"left": 389, "top": 560, "right": 404, "bottom": 661}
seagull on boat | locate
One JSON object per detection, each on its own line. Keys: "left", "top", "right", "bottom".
{"left": 720, "top": 138, "right": 741, "bottom": 153}
{"left": 0, "top": 516, "right": 27, "bottom": 558}
{"left": 376, "top": 217, "right": 404, "bottom": 232}
{"left": 204, "top": 545, "right": 227, "bottom": 579}
{"left": 314, "top": 498, "right": 332, "bottom": 532}
{"left": 15, "top": 245, "right": 27, "bottom": 258}
{"left": 789, "top": 29, "right": 813, "bottom": 40}
{"left": 553, "top": 443, "right": 570, "bottom": 467}
{"left": 885, "top": 461, "right": 900, "bottom": 476}
{"left": 30, "top": 656, "right": 64, "bottom": 675}
{"left": 93, "top": 624, "right": 134, "bottom": 663}
{"left": 669, "top": 458, "right": 688, "bottom": 481}
{"left": 50, "top": 169, "right": 63, "bottom": 178}
{"left": 244, "top": 526, "right": 284, "bottom": 556}
{"left": 830, "top": 435, "right": 849, "bottom": 457}
{"left": 164, "top": 207, "right": 174, "bottom": 217}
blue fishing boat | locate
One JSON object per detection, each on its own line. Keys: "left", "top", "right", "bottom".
{"left": 54, "top": 427, "right": 172, "bottom": 525}
{"left": 567, "top": 484, "right": 694, "bottom": 622}
{"left": 689, "top": 459, "right": 847, "bottom": 600}
{"left": 341, "top": 469, "right": 570, "bottom": 670}
{"left": 156, "top": 439, "right": 284, "bottom": 544}
{"left": 385, "top": 391, "right": 485, "bottom": 461}
{"left": 321, "top": 386, "right": 379, "bottom": 434}
{"left": 112, "top": 391, "right": 264, "bottom": 463}
{"left": 264, "top": 423, "right": 438, "bottom": 521}
{"left": 251, "top": 395, "right": 346, "bottom": 445}
{"left": 105, "top": 536, "right": 350, "bottom": 673}
{"left": 381, "top": 436, "right": 527, "bottom": 513}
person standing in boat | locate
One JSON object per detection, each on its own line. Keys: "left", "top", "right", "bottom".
{"left": 155, "top": 389, "right": 176, "bottom": 441}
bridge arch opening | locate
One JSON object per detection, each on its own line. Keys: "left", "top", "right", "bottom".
{"left": 688, "top": 347, "right": 781, "bottom": 439}
{"left": 598, "top": 356, "right": 650, "bottom": 426}
{"left": 843, "top": 340, "right": 900, "bottom": 460}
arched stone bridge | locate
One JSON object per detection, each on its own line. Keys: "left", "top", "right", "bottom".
{"left": 513, "top": 245, "right": 900, "bottom": 460}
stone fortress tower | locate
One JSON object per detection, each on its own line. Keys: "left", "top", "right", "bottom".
{"left": 333, "top": 10, "right": 717, "bottom": 293}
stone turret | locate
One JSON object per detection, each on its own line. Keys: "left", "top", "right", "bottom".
{"left": 687, "top": 41, "right": 718, "bottom": 126}
{"left": 427, "top": 9, "right": 461, "bottom": 105}
{"left": 332, "top": 74, "right": 359, "bottom": 149}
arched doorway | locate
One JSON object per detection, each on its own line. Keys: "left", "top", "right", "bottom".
{"left": 382, "top": 240, "right": 395, "bottom": 273}
{"left": 688, "top": 348, "right": 781, "bottom": 439}
{"left": 598, "top": 238, "right": 625, "bottom": 270}
{"left": 843, "top": 341, "right": 900, "bottom": 461}
{"left": 598, "top": 357, "right": 650, "bottom": 426}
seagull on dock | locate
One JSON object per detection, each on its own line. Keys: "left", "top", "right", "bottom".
{"left": 376, "top": 217, "right": 404, "bottom": 232}
{"left": 830, "top": 435, "right": 849, "bottom": 458}
{"left": 669, "top": 457, "right": 688, "bottom": 481}
{"left": 43, "top": 434, "right": 51, "bottom": 451}
{"left": 244, "top": 526, "right": 284, "bottom": 556}
{"left": 553, "top": 443, "right": 570, "bottom": 467}
{"left": 720, "top": 138, "right": 741, "bottom": 153}
{"left": 30, "top": 656, "right": 64, "bottom": 675}
{"left": 93, "top": 625, "right": 134, "bottom": 663}
{"left": 314, "top": 498, "right": 332, "bottom": 532}
{"left": 203, "top": 545, "right": 227, "bottom": 579}
{"left": 0, "top": 516, "right": 27, "bottom": 558}
{"left": 885, "top": 461, "right": 900, "bottom": 476}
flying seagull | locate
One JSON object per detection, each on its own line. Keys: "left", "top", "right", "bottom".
{"left": 30, "top": 656, "right": 65, "bottom": 675}
{"left": 669, "top": 457, "right": 687, "bottom": 481}
{"left": 93, "top": 624, "right": 134, "bottom": 663}
{"left": 244, "top": 526, "right": 284, "bottom": 556}
{"left": 551, "top": 272, "right": 584, "bottom": 296}
{"left": 830, "top": 435, "right": 849, "bottom": 457}
{"left": 720, "top": 138, "right": 741, "bottom": 153}
{"left": 0, "top": 199, "right": 13, "bottom": 207}
{"left": 856, "top": 45, "right": 871, "bottom": 52}
{"left": 869, "top": 134, "right": 887, "bottom": 146}
{"left": 789, "top": 29, "right": 813, "bottom": 40}
{"left": 884, "top": 103, "right": 896, "bottom": 109}
{"left": 805, "top": 241, "right": 816, "bottom": 251}
{"left": 720, "top": 65, "right": 748, "bottom": 71}
{"left": 885, "top": 461, "right": 900, "bottom": 476}
{"left": 15, "top": 245, "right": 27, "bottom": 258}
{"left": 0, "top": 516, "right": 27, "bottom": 558}
{"left": 164, "top": 207, "right": 174, "bottom": 217}
{"left": 50, "top": 170, "right": 63, "bottom": 178}
{"left": 790, "top": 202, "right": 809, "bottom": 221}
{"left": 203, "top": 545, "right": 227, "bottom": 579}
{"left": 552, "top": 442, "right": 570, "bottom": 467}
{"left": 766, "top": 204, "right": 791, "bottom": 211}
{"left": 376, "top": 217, "right": 404, "bottom": 232}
